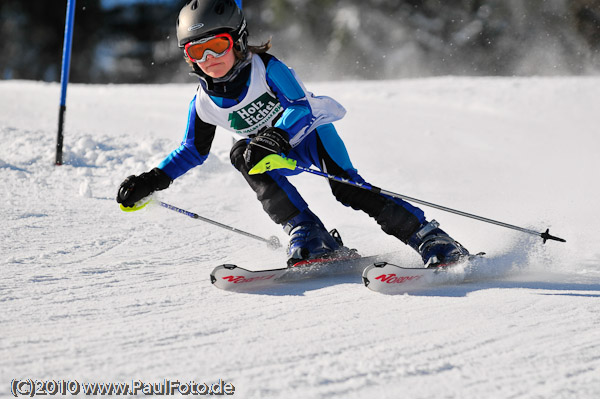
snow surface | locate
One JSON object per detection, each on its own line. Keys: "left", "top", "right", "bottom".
{"left": 1, "top": 77, "right": 599, "bottom": 398}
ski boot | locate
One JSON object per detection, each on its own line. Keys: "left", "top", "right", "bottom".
{"left": 408, "top": 220, "right": 469, "bottom": 267}
{"left": 283, "top": 209, "right": 343, "bottom": 266}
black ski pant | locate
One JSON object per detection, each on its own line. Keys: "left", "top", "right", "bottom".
{"left": 229, "top": 125, "right": 424, "bottom": 243}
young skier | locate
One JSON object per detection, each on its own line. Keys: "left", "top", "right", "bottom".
{"left": 117, "top": 0, "right": 469, "bottom": 267}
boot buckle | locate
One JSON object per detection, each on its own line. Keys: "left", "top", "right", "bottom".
{"left": 415, "top": 219, "right": 440, "bottom": 240}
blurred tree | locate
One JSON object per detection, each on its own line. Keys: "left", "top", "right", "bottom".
{"left": 0, "top": 0, "right": 183, "bottom": 83}
{"left": 571, "top": 0, "right": 600, "bottom": 48}
{"left": 99, "top": 2, "right": 182, "bottom": 83}
{"left": 0, "top": 0, "right": 104, "bottom": 81}
{"left": 0, "top": 0, "right": 598, "bottom": 83}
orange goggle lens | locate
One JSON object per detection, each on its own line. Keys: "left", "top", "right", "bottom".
{"left": 185, "top": 34, "right": 233, "bottom": 63}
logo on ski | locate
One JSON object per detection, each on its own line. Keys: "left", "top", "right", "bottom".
{"left": 374, "top": 273, "right": 422, "bottom": 284}
{"left": 222, "top": 274, "right": 277, "bottom": 284}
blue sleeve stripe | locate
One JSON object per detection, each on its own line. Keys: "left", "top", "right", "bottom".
{"left": 265, "top": 59, "right": 305, "bottom": 101}
{"left": 275, "top": 105, "right": 311, "bottom": 131}
{"left": 158, "top": 145, "right": 208, "bottom": 180}
{"left": 315, "top": 124, "right": 355, "bottom": 172}
{"left": 264, "top": 56, "right": 314, "bottom": 142}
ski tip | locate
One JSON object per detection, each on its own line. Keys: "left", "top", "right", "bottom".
{"left": 210, "top": 264, "right": 239, "bottom": 285}
{"left": 362, "top": 263, "right": 386, "bottom": 287}
{"left": 362, "top": 276, "right": 371, "bottom": 287}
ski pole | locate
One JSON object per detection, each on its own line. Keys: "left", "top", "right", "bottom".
{"left": 249, "top": 155, "right": 566, "bottom": 244}
{"left": 120, "top": 198, "right": 281, "bottom": 249}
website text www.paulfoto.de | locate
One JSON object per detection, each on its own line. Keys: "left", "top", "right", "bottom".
{"left": 10, "top": 378, "right": 235, "bottom": 396}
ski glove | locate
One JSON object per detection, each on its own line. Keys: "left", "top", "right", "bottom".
{"left": 116, "top": 167, "right": 172, "bottom": 208}
{"left": 244, "top": 127, "right": 292, "bottom": 169}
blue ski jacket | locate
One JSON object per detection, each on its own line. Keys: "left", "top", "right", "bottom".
{"left": 158, "top": 53, "right": 345, "bottom": 180}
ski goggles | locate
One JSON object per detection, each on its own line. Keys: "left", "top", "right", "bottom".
{"left": 184, "top": 33, "right": 234, "bottom": 63}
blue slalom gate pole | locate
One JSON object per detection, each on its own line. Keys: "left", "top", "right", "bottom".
{"left": 55, "top": 0, "right": 77, "bottom": 165}
{"left": 235, "top": 0, "right": 242, "bottom": 8}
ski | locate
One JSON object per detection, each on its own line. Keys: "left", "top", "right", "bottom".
{"left": 362, "top": 253, "right": 485, "bottom": 294}
{"left": 211, "top": 252, "right": 388, "bottom": 292}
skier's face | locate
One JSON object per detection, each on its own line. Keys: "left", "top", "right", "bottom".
{"left": 196, "top": 50, "right": 236, "bottom": 78}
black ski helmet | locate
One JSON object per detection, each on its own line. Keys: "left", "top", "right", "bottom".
{"left": 176, "top": 0, "right": 248, "bottom": 52}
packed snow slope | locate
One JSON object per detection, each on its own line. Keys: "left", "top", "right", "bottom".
{"left": 1, "top": 77, "right": 599, "bottom": 398}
